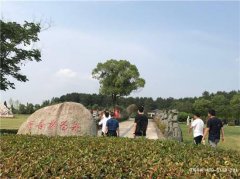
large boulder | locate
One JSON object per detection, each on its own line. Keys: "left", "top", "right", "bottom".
{"left": 17, "top": 102, "right": 97, "bottom": 136}
{"left": 126, "top": 104, "right": 138, "bottom": 116}
{"left": 0, "top": 104, "right": 14, "bottom": 118}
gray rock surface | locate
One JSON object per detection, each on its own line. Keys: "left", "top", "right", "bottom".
{"left": 154, "top": 109, "right": 183, "bottom": 142}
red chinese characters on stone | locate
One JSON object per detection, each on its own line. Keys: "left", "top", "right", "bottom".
{"left": 37, "top": 120, "right": 45, "bottom": 130}
{"left": 27, "top": 120, "right": 34, "bottom": 129}
{"left": 48, "top": 120, "right": 57, "bottom": 129}
{"left": 60, "top": 121, "right": 68, "bottom": 131}
{"left": 71, "top": 122, "right": 80, "bottom": 132}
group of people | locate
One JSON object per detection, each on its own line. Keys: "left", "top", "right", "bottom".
{"left": 99, "top": 106, "right": 224, "bottom": 147}
{"left": 98, "top": 106, "right": 148, "bottom": 138}
{"left": 98, "top": 111, "right": 120, "bottom": 137}
{"left": 189, "top": 109, "right": 224, "bottom": 147}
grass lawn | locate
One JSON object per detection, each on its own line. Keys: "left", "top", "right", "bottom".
{"left": 180, "top": 123, "right": 240, "bottom": 152}
{"left": 0, "top": 114, "right": 29, "bottom": 129}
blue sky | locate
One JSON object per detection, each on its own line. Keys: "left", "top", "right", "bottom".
{"left": 1, "top": 1, "right": 239, "bottom": 104}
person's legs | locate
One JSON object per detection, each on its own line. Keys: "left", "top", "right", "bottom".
{"left": 209, "top": 139, "right": 219, "bottom": 147}
{"left": 194, "top": 135, "right": 203, "bottom": 145}
{"left": 107, "top": 131, "right": 117, "bottom": 137}
{"left": 214, "top": 139, "right": 220, "bottom": 146}
{"left": 209, "top": 140, "right": 216, "bottom": 147}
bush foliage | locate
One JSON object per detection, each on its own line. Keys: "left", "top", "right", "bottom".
{"left": 177, "top": 112, "right": 191, "bottom": 122}
{"left": 1, "top": 135, "right": 239, "bottom": 178}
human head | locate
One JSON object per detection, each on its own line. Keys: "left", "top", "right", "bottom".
{"left": 208, "top": 109, "right": 216, "bottom": 118}
{"left": 193, "top": 112, "right": 200, "bottom": 119}
{"left": 138, "top": 105, "right": 144, "bottom": 113}
{"left": 110, "top": 111, "right": 115, "bottom": 118}
{"left": 105, "top": 111, "right": 110, "bottom": 118}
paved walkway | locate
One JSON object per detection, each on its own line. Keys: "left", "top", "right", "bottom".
{"left": 98, "top": 118, "right": 164, "bottom": 140}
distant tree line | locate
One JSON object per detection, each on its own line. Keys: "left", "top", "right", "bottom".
{"left": 8, "top": 90, "right": 240, "bottom": 122}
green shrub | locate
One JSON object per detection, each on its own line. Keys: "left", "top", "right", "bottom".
{"left": 228, "top": 122, "right": 235, "bottom": 126}
{"left": 0, "top": 129, "right": 18, "bottom": 134}
{"left": 1, "top": 135, "right": 239, "bottom": 178}
{"left": 178, "top": 112, "right": 191, "bottom": 122}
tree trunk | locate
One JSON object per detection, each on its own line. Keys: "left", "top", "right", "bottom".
{"left": 111, "top": 93, "right": 117, "bottom": 109}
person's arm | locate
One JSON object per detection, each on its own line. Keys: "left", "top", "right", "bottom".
{"left": 133, "top": 116, "right": 138, "bottom": 137}
{"left": 188, "top": 121, "right": 195, "bottom": 134}
{"left": 133, "top": 122, "right": 137, "bottom": 137}
{"left": 105, "top": 121, "right": 109, "bottom": 134}
{"left": 117, "top": 127, "right": 120, "bottom": 137}
{"left": 221, "top": 127, "right": 224, "bottom": 142}
{"left": 98, "top": 120, "right": 103, "bottom": 125}
{"left": 202, "top": 119, "right": 211, "bottom": 143}
{"left": 202, "top": 127, "right": 209, "bottom": 144}
{"left": 116, "top": 121, "right": 120, "bottom": 137}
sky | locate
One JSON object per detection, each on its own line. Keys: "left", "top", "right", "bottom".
{"left": 0, "top": 0, "right": 239, "bottom": 104}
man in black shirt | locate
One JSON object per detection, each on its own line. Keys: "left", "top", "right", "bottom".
{"left": 202, "top": 109, "right": 224, "bottom": 147}
{"left": 133, "top": 106, "right": 148, "bottom": 138}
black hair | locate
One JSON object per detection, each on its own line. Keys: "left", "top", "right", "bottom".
{"left": 105, "top": 111, "right": 109, "bottom": 118}
{"left": 193, "top": 112, "right": 201, "bottom": 118}
{"left": 110, "top": 111, "right": 115, "bottom": 117}
{"left": 208, "top": 109, "right": 216, "bottom": 116}
{"left": 138, "top": 105, "right": 144, "bottom": 113}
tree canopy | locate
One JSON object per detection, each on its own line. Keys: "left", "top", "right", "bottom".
{"left": 92, "top": 59, "right": 145, "bottom": 106}
{"left": 0, "top": 20, "right": 41, "bottom": 90}
{"left": 10, "top": 90, "right": 240, "bottom": 122}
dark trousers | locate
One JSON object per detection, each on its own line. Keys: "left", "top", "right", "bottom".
{"left": 107, "top": 130, "right": 117, "bottom": 137}
{"left": 101, "top": 132, "right": 106, "bottom": 136}
{"left": 194, "top": 135, "right": 203, "bottom": 145}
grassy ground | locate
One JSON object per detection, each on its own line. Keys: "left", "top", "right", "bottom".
{"left": 0, "top": 114, "right": 29, "bottom": 129}
{"left": 180, "top": 123, "right": 240, "bottom": 152}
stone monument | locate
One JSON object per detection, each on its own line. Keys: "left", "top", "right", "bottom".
{"left": 17, "top": 102, "right": 97, "bottom": 136}
{"left": 0, "top": 102, "right": 14, "bottom": 118}
{"left": 154, "top": 109, "right": 183, "bottom": 142}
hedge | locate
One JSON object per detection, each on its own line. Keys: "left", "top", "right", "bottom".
{"left": 0, "top": 135, "right": 239, "bottom": 178}
{"left": 0, "top": 129, "right": 18, "bottom": 135}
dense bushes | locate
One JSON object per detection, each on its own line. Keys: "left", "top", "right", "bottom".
{"left": 0, "top": 129, "right": 18, "bottom": 135}
{"left": 1, "top": 135, "right": 239, "bottom": 178}
{"left": 177, "top": 112, "right": 191, "bottom": 122}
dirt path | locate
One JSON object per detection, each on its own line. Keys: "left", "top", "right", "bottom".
{"left": 98, "top": 118, "right": 164, "bottom": 139}
{"left": 119, "top": 118, "right": 164, "bottom": 139}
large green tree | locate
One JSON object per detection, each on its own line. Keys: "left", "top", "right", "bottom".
{"left": 193, "top": 98, "right": 212, "bottom": 117}
{"left": 230, "top": 93, "right": 240, "bottom": 119}
{"left": 0, "top": 20, "right": 41, "bottom": 90}
{"left": 92, "top": 59, "right": 145, "bottom": 106}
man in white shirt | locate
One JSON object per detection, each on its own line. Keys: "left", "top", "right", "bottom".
{"left": 98, "top": 111, "right": 110, "bottom": 136}
{"left": 189, "top": 112, "right": 204, "bottom": 145}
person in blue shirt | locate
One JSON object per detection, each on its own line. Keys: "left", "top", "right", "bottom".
{"left": 106, "top": 112, "right": 119, "bottom": 137}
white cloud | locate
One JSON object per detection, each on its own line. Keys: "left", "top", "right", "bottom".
{"left": 55, "top": 68, "right": 77, "bottom": 78}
